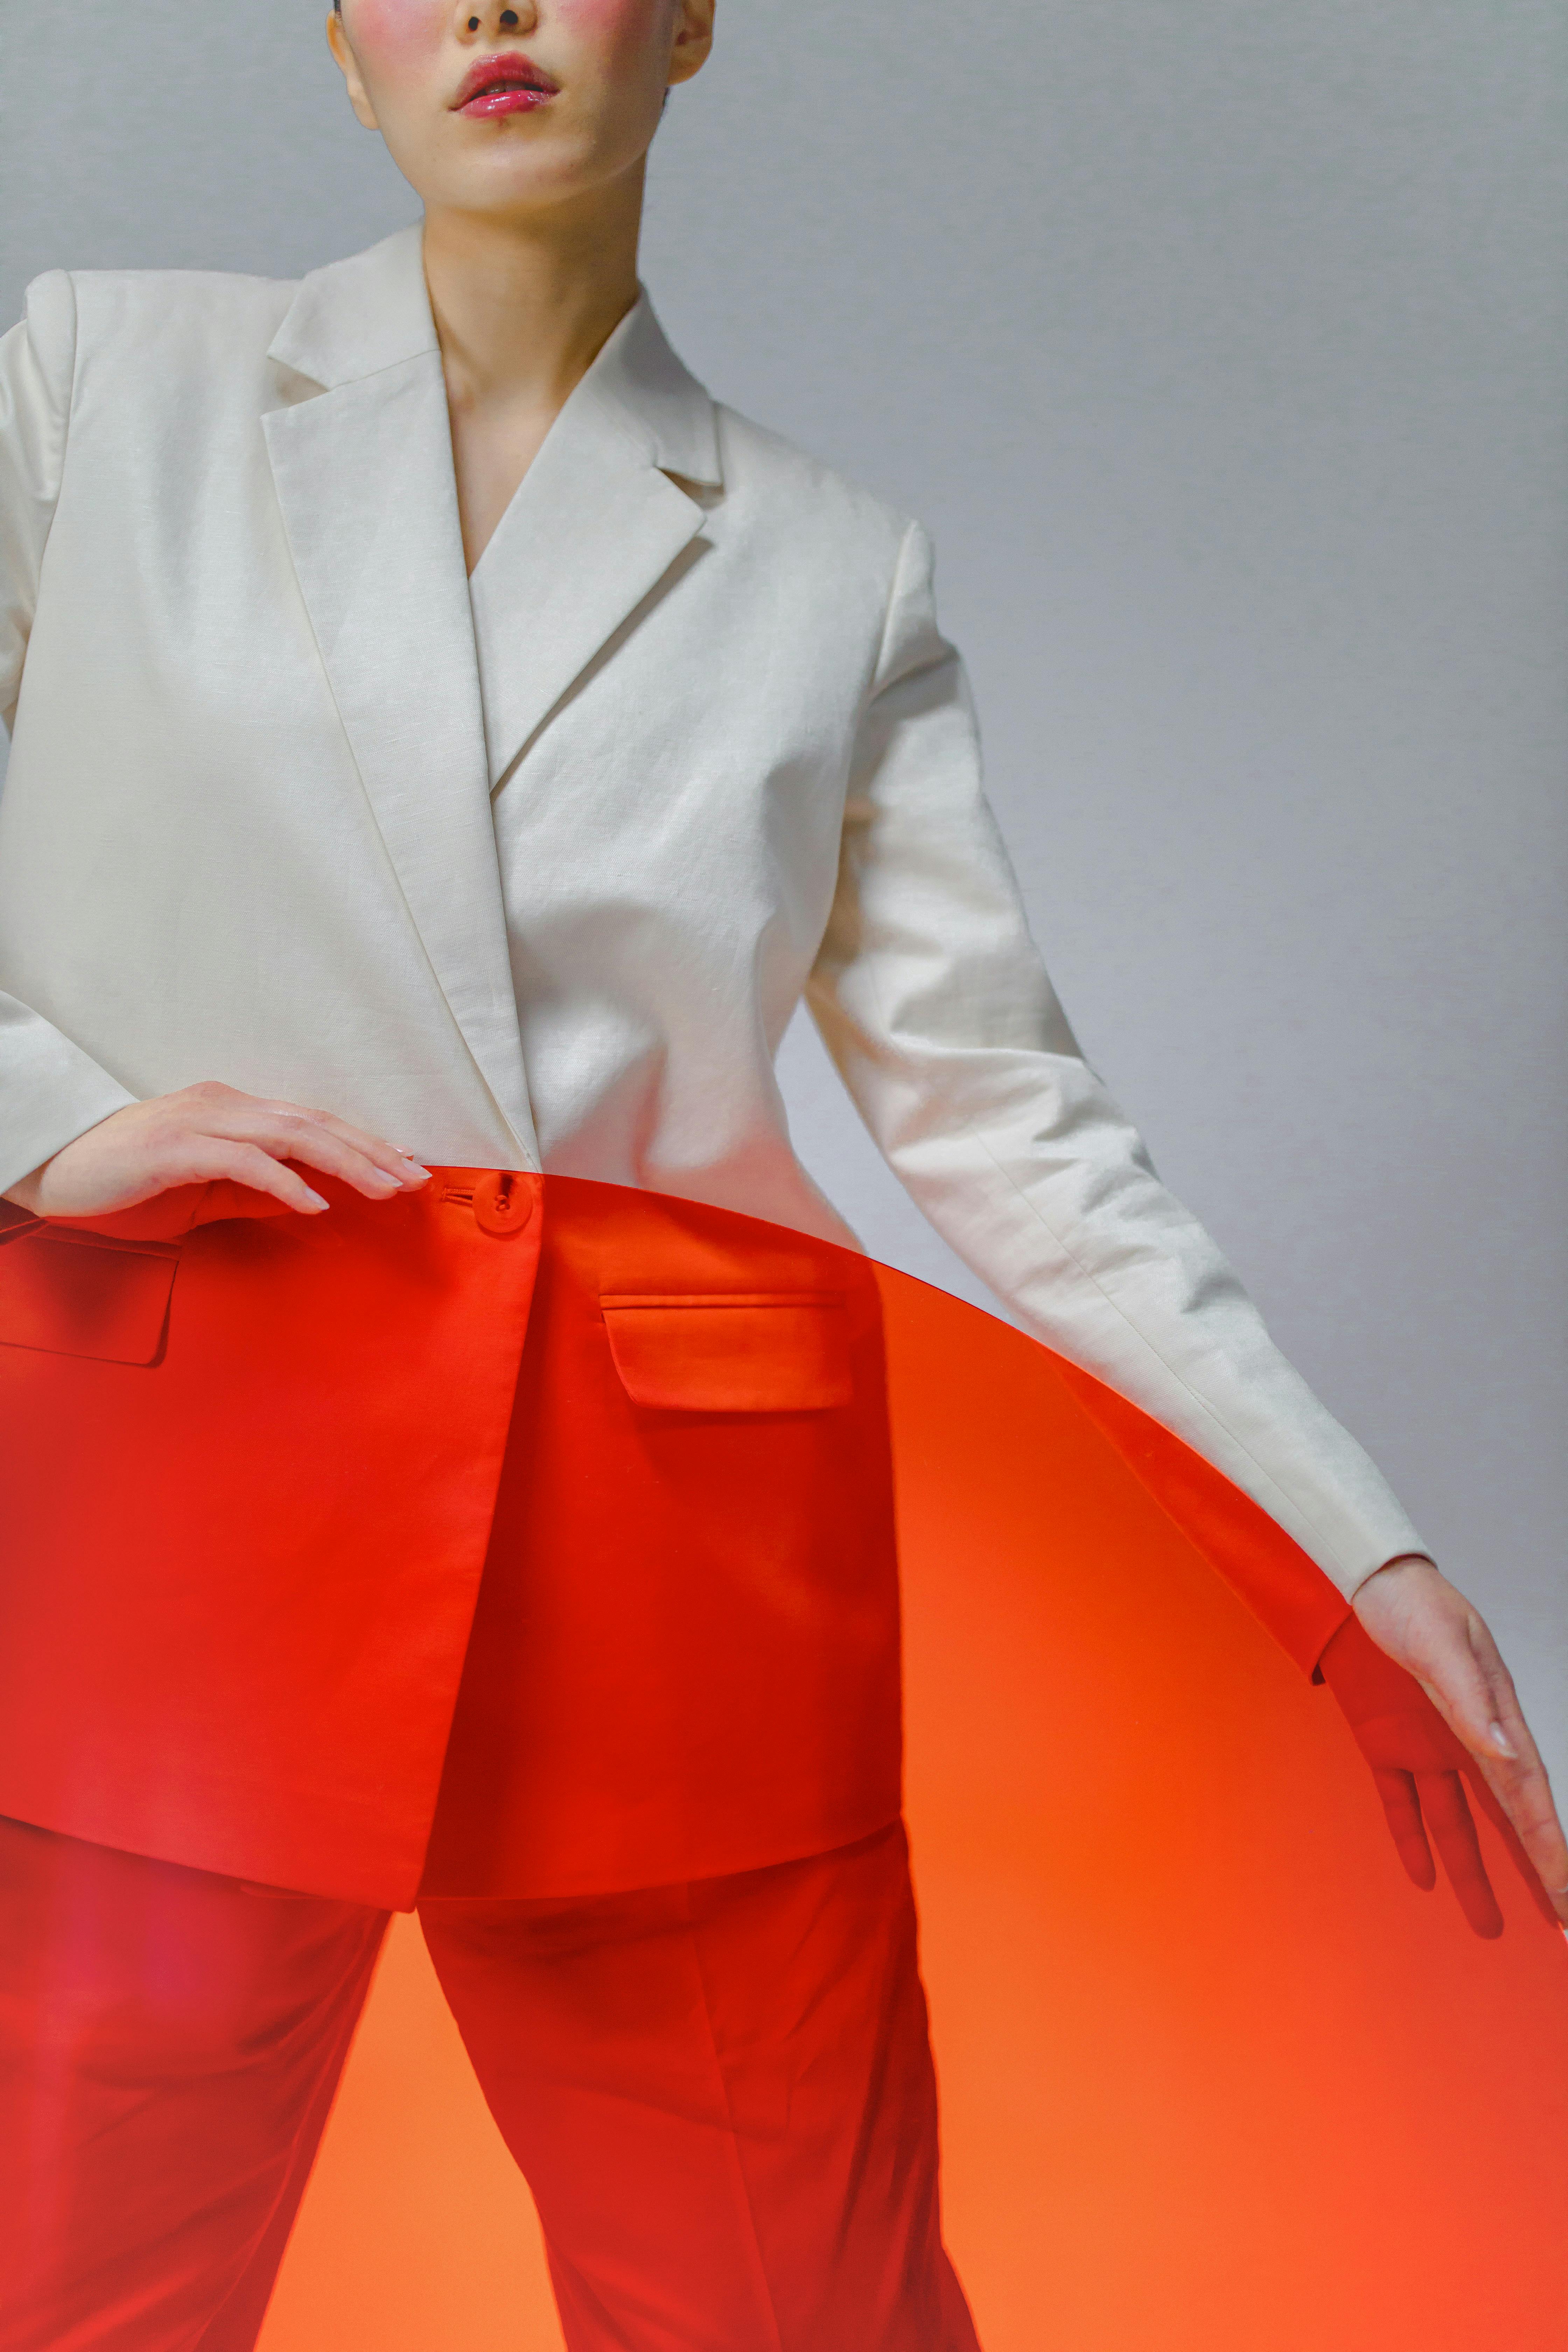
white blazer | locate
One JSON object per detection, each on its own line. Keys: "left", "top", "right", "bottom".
{"left": 0, "top": 225, "right": 1427, "bottom": 1598}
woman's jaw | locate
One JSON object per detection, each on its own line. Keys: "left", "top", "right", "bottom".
{"left": 328, "top": 0, "right": 715, "bottom": 228}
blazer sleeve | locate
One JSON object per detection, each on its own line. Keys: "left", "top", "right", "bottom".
{"left": 806, "top": 518, "right": 1431, "bottom": 1604}
{"left": 0, "top": 275, "right": 138, "bottom": 1194}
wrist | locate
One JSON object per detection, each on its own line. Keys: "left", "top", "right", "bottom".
{"left": 1356, "top": 1552, "right": 1438, "bottom": 1595}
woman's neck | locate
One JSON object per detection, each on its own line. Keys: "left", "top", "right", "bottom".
{"left": 422, "top": 179, "right": 645, "bottom": 571}
{"left": 422, "top": 180, "right": 643, "bottom": 414}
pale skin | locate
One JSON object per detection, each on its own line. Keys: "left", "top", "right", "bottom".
{"left": 5, "top": 0, "right": 1565, "bottom": 1934}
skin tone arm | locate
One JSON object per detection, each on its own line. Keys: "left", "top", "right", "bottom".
{"left": 5, "top": 0, "right": 1563, "bottom": 1926}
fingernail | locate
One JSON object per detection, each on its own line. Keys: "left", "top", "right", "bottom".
{"left": 366, "top": 1170, "right": 401, "bottom": 1192}
{"left": 303, "top": 1190, "right": 330, "bottom": 1213}
{"left": 400, "top": 1163, "right": 433, "bottom": 1184}
{"left": 1490, "top": 1722, "right": 1518, "bottom": 1759}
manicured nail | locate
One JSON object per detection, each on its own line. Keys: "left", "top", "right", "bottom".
{"left": 400, "top": 1162, "right": 433, "bottom": 1184}
{"left": 1490, "top": 1722, "right": 1518, "bottom": 1759}
{"left": 366, "top": 1169, "right": 401, "bottom": 1192}
{"left": 303, "top": 1190, "right": 330, "bottom": 1213}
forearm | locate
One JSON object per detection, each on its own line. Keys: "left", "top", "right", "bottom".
{"left": 814, "top": 1003, "right": 1432, "bottom": 1601}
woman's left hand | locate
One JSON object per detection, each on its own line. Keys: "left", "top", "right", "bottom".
{"left": 1347, "top": 1556, "right": 1568, "bottom": 1933}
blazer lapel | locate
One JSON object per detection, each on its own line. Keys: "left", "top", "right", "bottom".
{"left": 467, "top": 296, "right": 722, "bottom": 791}
{"left": 262, "top": 228, "right": 536, "bottom": 1157}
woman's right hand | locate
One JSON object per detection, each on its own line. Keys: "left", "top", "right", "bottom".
{"left": 1, "top": 1081, "right": 431, "bottom": 1220}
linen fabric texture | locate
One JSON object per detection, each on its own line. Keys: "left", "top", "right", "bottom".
{"left": 0, "top": 224, "right": 1428, "bottom": 1597}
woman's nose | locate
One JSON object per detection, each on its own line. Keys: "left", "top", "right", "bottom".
{"left": 459, "top": 2, "right": 540, "bottom": 34}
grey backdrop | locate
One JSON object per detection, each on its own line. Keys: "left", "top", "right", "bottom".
{"left": 2, "top": 2, "right": 1564, "bottom": 1786}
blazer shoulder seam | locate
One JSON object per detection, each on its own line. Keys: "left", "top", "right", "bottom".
{"left": 24, "top": 270, "right": 80, "bottom": 578}
{"left": 65, "top": 267, "right": 300, "bottom": 359}
{"left": 869, "top": 520, "right": 923, "bottom": 695}
{"left": 712, "top": 404, "right": 915, "bottom": 528}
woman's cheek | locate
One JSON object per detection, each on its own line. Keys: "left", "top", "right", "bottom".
{"left": 343, "top": 0, "right": 446, "bottom": 69}
{"left": 553, "top": 0, "right": 655, "bottom": 60}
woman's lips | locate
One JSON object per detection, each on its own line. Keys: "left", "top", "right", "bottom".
{"left": 454, "top": 55, "right": 560, "bottom": 117}
{"left": 462, "top": 84, "right": 554, "bottom": 117}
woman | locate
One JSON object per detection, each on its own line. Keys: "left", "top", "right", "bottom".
{"left": 0, "top": 4, "right": 1561, "bottom": 2346}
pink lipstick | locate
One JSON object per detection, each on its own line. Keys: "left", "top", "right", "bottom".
{"left": 453, "top": 53, "right": 560, "bottom": 117}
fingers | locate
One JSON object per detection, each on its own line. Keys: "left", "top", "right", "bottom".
{"left": 1441, "top": 1629, "right": 1568, "bottom": 1931}
{"left": 1406, "top": 1629, "right": 1506, "bottom": 1766}
{"left": 1468, "top": 1746, "right": 1568, "bottom": 1932}
{"left": 186, "top": 1095, "right": 429, "bottom": 1202}
{"left": 173, "top": 1138, "right": 335, "bottom": 1217}
{"left": 1460, "top": 1757, "right": 1567, "bottom": 1933}
{"left": 21, "top": 1088, "right": 435, "bottom": 1221}
{"left": 1372, "top": 1768, "right": 1436, "bottom": 1892}
{"left": 1357, "top": 1710, "right": 1567, "bottom": 1931}
{"left": 1457, "top": 1609, "right": 1535, "bottom": 1769}
{"left": 1418, "top": 1771, "right": 1504, "bottom": 1940}
{"left": 257, "top": 1103, "right": 431, "bottom": 1190}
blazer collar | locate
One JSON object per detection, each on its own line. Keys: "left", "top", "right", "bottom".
{"left": 463, "top": 291, "right": 722, "bottom": 790}
{"left": 269, "top": 222, "right": 722, "bottom": 488}
{"left": 260, "top": 228, "right": 722, "bottom": 1150}
{"left": 579, "top": 288, "right": 723, "bottom": 491}
{"left": 268, "top": 222, "right": 440, "bottom": 386}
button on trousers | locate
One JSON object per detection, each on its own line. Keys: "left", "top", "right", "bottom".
{"left": 0, "top": 1813, "right": 981, "bottom": 2352}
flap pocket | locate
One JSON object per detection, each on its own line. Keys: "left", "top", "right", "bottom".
{"left": 0, "top": 1225, "right": 182, "bottom": 1365}
{"left": 601, "top": 1292, "right": 853, "bottom": 1413}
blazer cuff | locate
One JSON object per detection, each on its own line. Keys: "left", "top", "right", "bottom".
{"left": 1338, "top": 1547, "right": 1440, "bottom": 1606}
{"left": 0, "top": 997, "right": 136, "bottom": 1195}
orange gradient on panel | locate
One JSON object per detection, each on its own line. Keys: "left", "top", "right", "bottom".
{"left": 260, "top": 1258, "right": 1568, "bottom": 2352}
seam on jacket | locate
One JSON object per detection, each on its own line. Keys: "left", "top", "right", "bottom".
{"left": 827, "top": 836, "right": 1369, "bottom": 1577}
{"left": 289, "top": 346, "right": 445, "bottom": 395}
{"left": 966, "top": 1125, "right": 1363, "bottom": 1577}
{"left": 862, "top": 543, "right": 970, "bottom": 746}
{"left": 589, "top": 379, "right": 668, "bottom": 472}
{"left": 866, "top": 519, "right": 920, "bottom": 705}
{"left": 827, "top": 580, "right": 1384, "bottom": 1582}
{"left": 34, "top": 272, "right": 79, "bottom": 583}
